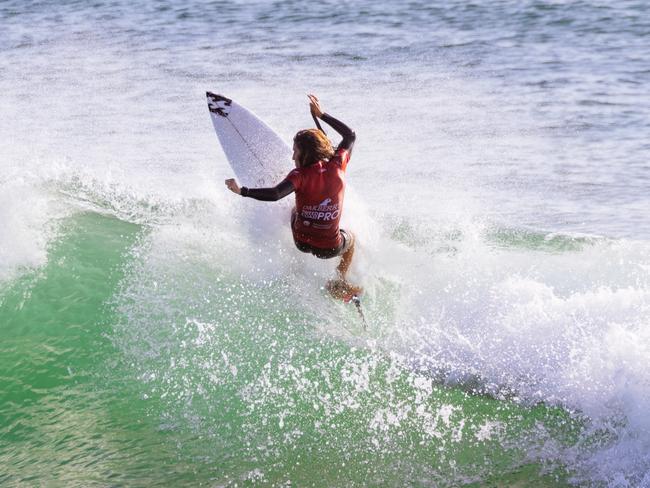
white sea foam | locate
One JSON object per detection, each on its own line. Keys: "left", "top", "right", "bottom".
{"left": 0, "top": 179, "right": 53, "bottom": 283}
{"left": 370, "top": 216, "right": 650, "bottom": 484}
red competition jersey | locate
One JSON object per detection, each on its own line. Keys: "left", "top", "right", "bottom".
{"left": 285, "top": 148, "right": 351, "bottom": 249}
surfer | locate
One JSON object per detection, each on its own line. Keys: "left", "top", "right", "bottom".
{"left": 225, "top": 94, "right": 361, "bottom": 301}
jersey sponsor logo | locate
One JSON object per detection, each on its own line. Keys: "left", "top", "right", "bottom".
{"left": 301, "top": 197, "right": 340, "bottom": 221}
{"left": 300, "top": 204, "right": 341, "bottom": 220}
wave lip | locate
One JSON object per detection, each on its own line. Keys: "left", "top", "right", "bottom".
{"left": 0, "top": 180, "right": 59, "bottom": 285}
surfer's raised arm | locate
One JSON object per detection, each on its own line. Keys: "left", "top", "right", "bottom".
{"left": 308, "top": 94, "right": 356, "bottom": 154}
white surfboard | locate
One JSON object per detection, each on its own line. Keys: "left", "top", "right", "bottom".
{"left": 206, "top": 92, "right": 292, "bottom": 188}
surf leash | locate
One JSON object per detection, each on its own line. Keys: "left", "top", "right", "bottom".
{"left": 351, "top": 295, "right": 368, "bottom": 330}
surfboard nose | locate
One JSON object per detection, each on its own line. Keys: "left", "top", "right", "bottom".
{"left": 206, "top": 92, "right": 232, "bottom": 104}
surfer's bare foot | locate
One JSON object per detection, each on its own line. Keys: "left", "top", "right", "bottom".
{"left": 326, "top": 279, "right": 363, "bottom": 302}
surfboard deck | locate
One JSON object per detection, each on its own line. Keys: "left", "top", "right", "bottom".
{"left": 206, "top": 92, "right": 292, "bottom": 188}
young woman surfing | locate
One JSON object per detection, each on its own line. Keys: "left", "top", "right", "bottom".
{"left": 225, "top": 94, "right": 362, "bottom": 301}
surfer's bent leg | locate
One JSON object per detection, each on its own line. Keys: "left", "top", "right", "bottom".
{"left": 336, "top": 230, "right": 355, "bottom": 281}
{"left": 327, "top": 230, "right": 362, "bottom": 301}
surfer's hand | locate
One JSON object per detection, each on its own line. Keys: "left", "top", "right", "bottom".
{"left": 225, "top": 178, "right": 241, "bottom": 195}
{"left": 308, "top": 94, "right": 323, "bottom": 118}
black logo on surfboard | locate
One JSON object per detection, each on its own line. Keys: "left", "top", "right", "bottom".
{"left": 206, "top": 92, "right": 232, "bottom": 117}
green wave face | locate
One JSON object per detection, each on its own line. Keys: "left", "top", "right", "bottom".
{"left": 1, "top": 212, "right": 581, "bottom": 486}
{"left": 0, "top": 213, "right": 147, "bottom": 484}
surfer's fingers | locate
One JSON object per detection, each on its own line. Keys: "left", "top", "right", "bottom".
{"left": 224, "top": 178, "right": 239, "bottom": 193}
{"left": 308, "top": 94, "right": 323, "bottom": 116}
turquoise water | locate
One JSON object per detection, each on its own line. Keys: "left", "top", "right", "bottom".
{"left": 2, "top": 1, "right": 650, "bottom": 486}
{"left": 1, "top": 213, "right": 581, "bottom": 486}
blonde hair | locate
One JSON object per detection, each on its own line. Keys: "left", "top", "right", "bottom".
{"left": 293, "top": 129, "right": 334, "bottom": 167}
